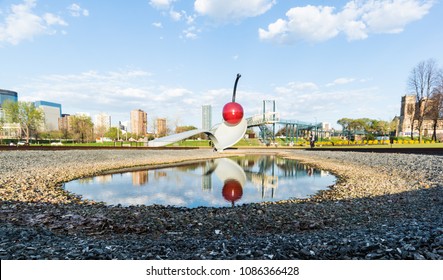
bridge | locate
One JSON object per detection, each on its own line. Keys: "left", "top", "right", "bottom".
{"left": 245, "top": 100, "right": 323, "bottom": 144}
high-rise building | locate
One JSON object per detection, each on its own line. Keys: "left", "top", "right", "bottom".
{"left": 202, "top": 105, "right": 212, "bottom": 130}
{"left": 58, "top": 114, "right": 71, "bottom": 132}
{"left": 94, "top": 113, "right": 111, "bottom": 131}
{"left": 130, "top": 109, "right": 147, "bottom": 136}
{"left": 0, "top": 89, "right": 19, "bottom": 139}
{"left": 34, "top": 101, "right": 62, "bottom": 131}
{"left": 322, "top": 122, "right": 331, "bottom": 131}
{"left": 0, "top": 89, "right": 18, "bottom": 108}
{"left": 156, "top": 118, "right": 167, "bottom": 137}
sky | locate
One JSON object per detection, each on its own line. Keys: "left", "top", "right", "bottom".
{"left": 1, "top": 0, "right": 443, "bottom": 131}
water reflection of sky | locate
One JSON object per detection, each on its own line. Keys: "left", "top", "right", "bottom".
{"left": 64, "top": 155, "right": 336, "bottom": 208}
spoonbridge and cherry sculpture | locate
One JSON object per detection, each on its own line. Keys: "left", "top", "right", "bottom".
{"left": 148, "top": 74, "right": 247, "bottom": 151}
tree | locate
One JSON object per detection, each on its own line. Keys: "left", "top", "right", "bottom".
{"left": 70, "top": 115, "right": 94, "bottom": 143}
{"left": 390, "top": 118, "right": 400, "bottom": 136}
{"left": 408, "top": 59, "right": 440, "bottom": 142}
{"left": 105, "top": 127, "right": 120, "bottom": 140}
{"left": 429, "top": 72, "right": 443, "bottom": 141}
{"left": 372, "top": 120, "right": 390, "bottom": 135}
{"left": 0, "top": 110, "right": 4, "bottom": 143}
{"left": 337, "top": 118, "right": 351, "bottom": 132}
{"left": 2, "top": 100, "right": 44, "bottom": 143}
{"left": 95, "top": 124, "right": 108, "bottom": 139}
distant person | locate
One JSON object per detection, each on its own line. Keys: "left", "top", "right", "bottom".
{"left": 309, "top": 134, "right": 315, "bottom": 148}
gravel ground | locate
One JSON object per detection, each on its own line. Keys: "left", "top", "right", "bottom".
{"left": 0, "top": 148, "right": 442, "bottom": 260}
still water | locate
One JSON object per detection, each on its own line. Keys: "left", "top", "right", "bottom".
{"left": 64, "top": 155, "right": 336, "bottom": 208}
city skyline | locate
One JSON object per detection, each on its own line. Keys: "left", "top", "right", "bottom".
{"left": 1, "top": 1, "right": 443, "bottom": 129}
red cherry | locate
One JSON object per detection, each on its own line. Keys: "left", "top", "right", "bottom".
{"left": 222, "top": 179, "right": 243, "bottom": 203}
{"left": 222, "top": 102, "right": 244, "bottom": 125}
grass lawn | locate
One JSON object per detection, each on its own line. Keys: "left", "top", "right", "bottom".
{"left": 8, "top": 139, "right": 442, "bottom": 149}
{"left": 314, "top": 143, "right": 443, "bottom": 149}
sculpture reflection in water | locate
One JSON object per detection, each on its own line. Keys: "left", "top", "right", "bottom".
{"left": 203, "top": 156, "right": 315, "bottom": 206}
{"left": 211, "top": 158, "right": 246, "bottom": 207}
{"left": 64, "top": 155, "right": 336, "bottom": 208}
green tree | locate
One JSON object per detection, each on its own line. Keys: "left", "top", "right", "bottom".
{"left": 0, "top": 111, "right": 4, "bottom": 143}
{"left": 105, "top": 127, "right": 119, "bottom": 140}
{"left": 70, "top": 115, "right": 94, "bottom": 143}
{"left": 372, "top": 120, "right": 390, "bottom": 135}
{"left": 337, "top": 118, "right": 352, "bottom": 132}
{"left": 2, "top": 100, "right": 44, "bottom": 143}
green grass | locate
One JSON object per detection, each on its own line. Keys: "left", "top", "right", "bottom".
{"left": 24, "top": 141, "right": 145, "bottom": 147}
{"left": 8, "top": 138, "right": 441, "bottom": 149}
{"left": 314, "top": 143, "right": 443, "bottom": 149}
{"left": 168, "top": 140, "right": 212, "bottom": 147}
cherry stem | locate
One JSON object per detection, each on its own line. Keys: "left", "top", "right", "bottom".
{"left": 232, "top": 73, "right": 241, "bottom": 102}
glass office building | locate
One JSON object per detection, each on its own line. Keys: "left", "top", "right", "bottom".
{"left": 0, "top": 89, "right": 18, "bottom": 108}
{"left": 0, "top": 89, "right": 19, "bottom": 138}
{"left": 202, "top": 105, "right": 212, "bottom": 130}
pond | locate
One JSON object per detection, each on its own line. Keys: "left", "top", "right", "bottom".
{"left": 63, "top": 155, "right": 336, "bottom": 208}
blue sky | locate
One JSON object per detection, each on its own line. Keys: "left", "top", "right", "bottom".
{"left": 1, "top": 0, "right": 442, "bottom": 130}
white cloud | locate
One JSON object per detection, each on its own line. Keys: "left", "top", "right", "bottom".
{"left": 68, "top": 3, "right": 89, "bottom": 17}
{"left": 259, "top": 0, "right": 435, "bottom": 44}
{"left": 326, "top": 77, "right": 355, "bottom": 87}
{"left": 271, "top": 82, "right": 383, "bottom": 125}
{"left": 152, "top": 22, "right": 163, "bottom": 28}
{"left": 163, "top": 88, "right": 191, "bottom": 97}
{"left": 43, "top": 13, "right": 68, "bottom": 26}
{"left": 0, "top": 0, "right": 69, "bottom": 45}
{"left": 181, "top": 26, "right": 199, "bottom": 39}
{"left": 275, "top": 82, "right": 319, "bottom": 94}
{"left": 16, "top": 69, "right": 394, "bottom": 130}
{"left": 149, "top": 0, "right": 176, "bottom": 10}
{"left": 194, "top": 0, "right": 276, "bottom": 22}
{"left": 16, "top": 69, "right": 212, "bottom": 126}
{"left": 169, "top": 9, "right": 182, "bottom": 21}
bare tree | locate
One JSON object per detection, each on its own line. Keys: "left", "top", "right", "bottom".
{"left": 408, "top": 59, "right": 440, "bottom": 142}
{"left": 95, "top": 124, "right": 108, "bottom": 139}
{"left": 149, "top": 115, "right": 157, "bottom": 138}
{"left": 429, "top": 71, "right": 443, "bottom": 141}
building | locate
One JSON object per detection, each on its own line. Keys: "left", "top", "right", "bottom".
{"left": 202, "top": 105, "right": 212, "bottom": 130}
{"left": 322, "top": 122, "right": 331, "bottom": 131}
{"left": 156, "top": 118, "right": 167, "bottom": 137}
{"left": 58, "top": 113, "right": 72, "bottom": 133}
{"left": 0, "top": 89, "right": 20, "bottom": 139}
{"left": 0, "top": 89, "right": 18, "bottom": 108}
{"left": 34, "top": 101, "right": 62, "bottom": 131}
{"left": 94, "top": 112, "right": 111, "bottom": 134}
{"left": 132, "top": 171, "right": 148, "bottom": 186}
{"left": 398, "top": 95, "right": 443, "bottom": 139}
{"left": 0, "top": 89, "right": 18, "bottom": 119}
{"left": 130, "top": 109, "right": 147, "bottom": 137}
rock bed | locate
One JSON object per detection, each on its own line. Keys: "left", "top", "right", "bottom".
{"left": 0, "top": 149, "right": 442, "bottom": 260}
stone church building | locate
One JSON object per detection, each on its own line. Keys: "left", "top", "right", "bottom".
{"left": 397, "top": 95, "right": 443, "bottom": 140}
